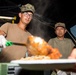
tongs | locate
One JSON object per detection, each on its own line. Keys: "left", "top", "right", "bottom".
{"left": 6, "top": 41, "right": 27, "bottom": 46}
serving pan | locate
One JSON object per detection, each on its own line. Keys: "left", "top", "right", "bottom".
{"left": 11, "top": 59, "right": 76, "bottom": 70}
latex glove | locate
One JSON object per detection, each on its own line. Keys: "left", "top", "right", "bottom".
{"left": 0, "top": 35, "right": 7, "bottom": 48}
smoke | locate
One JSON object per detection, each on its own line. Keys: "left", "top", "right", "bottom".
{"left": 27, "top": 13, "right": 55, "bottom": 42}
{"left": 27, "top": 0, "right": 58, "bottom": 41}
{"left": 32, "top": 0, "right": 50, "bottom": 15}
{"left": 31, "top": 0, "right": 55, "bottom": 15}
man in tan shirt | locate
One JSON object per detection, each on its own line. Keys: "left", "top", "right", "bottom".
{"left": 48, "top": 22, "right": 75, "bottom": 75}
{"left": 48, "top": 22, "right": 74, "bottom": 59}
{"left": 0, "top": 3, "right": 35, "bottom": 62}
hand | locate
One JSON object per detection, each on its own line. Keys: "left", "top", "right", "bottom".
{"left": 0, "top": 30, "right": 6, "bottom": 36}
{"left": 55, "top": 69, "right": 67, "bottom": 75}
{"left": 0, "top": 35, "right": 7, "bottom": 48}
{"left": 68, "top": 48, "right": 76, "bottom": 59}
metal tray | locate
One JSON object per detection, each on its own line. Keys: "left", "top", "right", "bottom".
{"left": 11, "top": 59, "right": 76, "bottom": 70}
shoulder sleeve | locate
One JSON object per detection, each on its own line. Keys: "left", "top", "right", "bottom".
{"left": 48, "top": 39, "right": 52, "bottom": 45}
{"left": 0, "top": 22, "right": 11, "bottom": 33}
{"left": 48, "top": 38, "right": 55, "bottom": 46}
{"left": 67, "top": 38, "right": 75, "bottom": 47}
{"left": 70, "top": 39, "right": 75, "bottom": 47}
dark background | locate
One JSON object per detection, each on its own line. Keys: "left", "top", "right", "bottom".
{"left": 0, "top": 0, "right": 76, "bottom": 42}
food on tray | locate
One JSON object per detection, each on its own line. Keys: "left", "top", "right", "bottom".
{"left": 26, "top": 36, "right": 62, "bottom": 59}
{"left": 20, "top": 55, "right": 51, "bottom": 60}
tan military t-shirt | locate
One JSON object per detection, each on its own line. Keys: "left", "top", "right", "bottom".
{"left": 0, "top": 22, "right": 31, "bottom": 62}
{"left": 48, "top": 37, "right": 74, "bottom": 58}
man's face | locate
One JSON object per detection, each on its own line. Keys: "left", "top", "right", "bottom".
{"left": 19, "top": 12, "right": 33, "bottom": 24}
{"left": 55, "top": 27, "right": 66, "bottom": 37}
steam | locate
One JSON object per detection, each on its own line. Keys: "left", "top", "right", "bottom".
{"left": 28, "top": 13, "right": 55, "bottom": 41}
{"left": 31, "top": 0, "right": 53, "bottom": 15}
{"left": 27, "top": 0, "right": 57, "bottom": 41}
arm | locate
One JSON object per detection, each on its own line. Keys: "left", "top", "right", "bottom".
{"left": 0, "top": 30, "right": 6, "bottom": 36}
{"left": 68, "top": 48, "right": 76, "bottom": 59}
{"left": 0, "top": 22, "right": 11, "bottom": 36}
